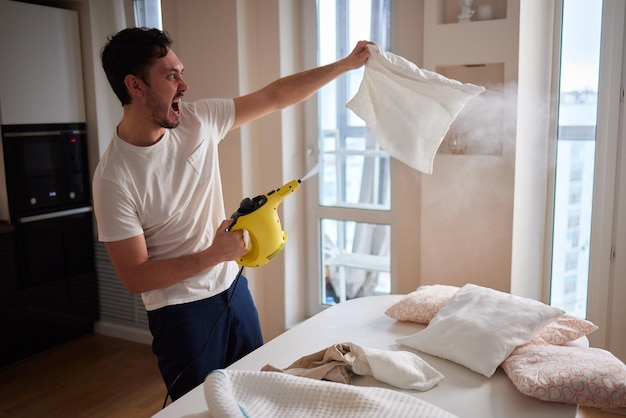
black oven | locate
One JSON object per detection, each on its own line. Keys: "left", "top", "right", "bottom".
{"left": 2, "top": 123, "right": 90, "bottom": 216}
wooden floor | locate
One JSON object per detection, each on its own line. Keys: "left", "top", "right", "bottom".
{"left": 0, "top": 333, "right": 623, "bottom": 418}
{"left": 0, "top": 334, "right": 165, "bottom": 418}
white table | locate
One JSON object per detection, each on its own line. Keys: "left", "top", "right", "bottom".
{"left": 153, "top": 295, "right": 577, "bottom": 418}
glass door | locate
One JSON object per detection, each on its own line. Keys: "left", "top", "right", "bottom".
{"left": 315, "top": 0, "right": 392, "bottom": 308}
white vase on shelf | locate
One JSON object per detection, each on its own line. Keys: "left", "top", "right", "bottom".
{"left": 458, "top": 0, "right": 475, "bottom": 22}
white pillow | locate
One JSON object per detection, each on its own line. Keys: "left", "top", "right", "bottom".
{"left": 396, "top": 284, "right": 565, "bottom": 377}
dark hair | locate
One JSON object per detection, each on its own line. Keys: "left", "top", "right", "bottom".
{"left": 101, "top": 27, "right": 173, "bottom": 105}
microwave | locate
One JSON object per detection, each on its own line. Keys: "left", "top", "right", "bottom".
{"left": 2, "top": 123, "right": 91, "bottom": 218}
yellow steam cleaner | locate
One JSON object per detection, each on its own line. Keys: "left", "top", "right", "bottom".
{"left": 229, "top": 179, "right": 301, "bottom": 268}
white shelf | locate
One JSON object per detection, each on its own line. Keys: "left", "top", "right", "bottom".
{"left": 424, "top": 0, "right": 519, "bottom": 157}
{"left": 433, "top": 0, "right": 509, "bottom": 25}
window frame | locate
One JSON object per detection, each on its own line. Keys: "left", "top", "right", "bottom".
{"left": 303, "top": 0, "right": 393, "bottom": 315}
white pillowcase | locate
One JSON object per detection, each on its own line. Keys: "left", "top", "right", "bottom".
{"left": 396, "top": 284, "right": 565, "bottom": 377}
{"left": 346, "top": 45, "right": 485, "bottom": 175}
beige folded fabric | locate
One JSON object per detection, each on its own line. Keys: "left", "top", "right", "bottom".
{"left": 262, "top": 342, "right": 444, "bottom": 391}
{"left": 262, "top": 343, "right": 356, "bottom": 384}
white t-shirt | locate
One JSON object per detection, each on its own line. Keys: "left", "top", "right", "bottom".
{"left": 92, "top": 98, "right": 240, "bottom": 311}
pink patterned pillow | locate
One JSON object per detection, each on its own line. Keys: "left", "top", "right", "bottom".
{"left": 385, "top": 285, "right": 459, "bottom": 323}
{"left": 501, "top": 344, "right": 626, "bottom": 408}
{"left": 530, "top": 313, "right": 598, "bottom": 345}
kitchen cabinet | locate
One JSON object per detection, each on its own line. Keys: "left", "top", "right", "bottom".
{"left": 0, "top": 0, "right": 86, "bottom": 125}
{"left": 0, "top": 1, "right": 97, "bottom": 366}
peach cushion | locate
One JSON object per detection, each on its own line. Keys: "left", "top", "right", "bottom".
{"left": 384, "top": 285, "right": 459, "bottom": 323}
{"left": 530, "top": 313, "right": 598, "bottom": 345}
{"left": 501, "top": 344, "right": 626, "bottom": 408}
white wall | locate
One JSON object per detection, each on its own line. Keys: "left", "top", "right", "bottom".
{"left": 161, "top": 0, "right": 305, "bottom": 340}
{"left": 511, "top": 0, "right": 556, "bottom": 301}
{"left": 421, "top": 0, "right": 519, "bottom": 293}
{"left": 389, "top": 0, "right": 425, "bottom": 295}
{"left": 81, "top": 0, "right": 129, "bottom": 172}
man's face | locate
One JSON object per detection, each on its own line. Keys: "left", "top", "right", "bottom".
{"left": 143, "top": 49, "right": 188, "bottom": 129}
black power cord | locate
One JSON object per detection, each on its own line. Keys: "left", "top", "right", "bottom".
{"left": 161, "top": 265, "right": 245, "bottom": 408}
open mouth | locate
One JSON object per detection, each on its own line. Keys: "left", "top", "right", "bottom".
{"left": 171, "top": 91, "right": 184, "bottom": 116}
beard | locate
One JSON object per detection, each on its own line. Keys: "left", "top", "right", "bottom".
{"left": 146, "top": 88, "right": 179, "bottom": 129}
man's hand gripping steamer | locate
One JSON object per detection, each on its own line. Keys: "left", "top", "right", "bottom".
{"left": 229, "top": 179, "right": 301, "bottom": 268}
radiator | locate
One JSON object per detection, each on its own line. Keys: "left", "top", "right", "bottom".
{"left": 94, "top": 241, "right": 149, "bottom": 328}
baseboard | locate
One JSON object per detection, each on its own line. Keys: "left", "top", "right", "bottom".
{"left": 94, "top": 319, "right": 153, "bottom": 345}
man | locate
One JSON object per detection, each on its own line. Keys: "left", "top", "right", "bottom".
{"left": 93, "top": 27, "right": 372, "bottom": 401}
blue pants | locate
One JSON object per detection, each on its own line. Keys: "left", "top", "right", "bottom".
{"left": 148, "top": 276, "right": 263, "bottom": 401}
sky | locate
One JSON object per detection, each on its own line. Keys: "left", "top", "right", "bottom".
{"left": 560, "top": 0, "right": 603, "bottom": 92}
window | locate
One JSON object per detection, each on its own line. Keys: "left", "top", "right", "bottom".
{"left": 315, "top": 0, "right": 391, "bottom": 308}
{"left": 549, "top": 0, "right": 602, "bottom": 318}
{"left": 322, "top": 220, "right": 390, "bottom": 304}
{"left": 133, "top": 0, "right": 162, "bottom": 29}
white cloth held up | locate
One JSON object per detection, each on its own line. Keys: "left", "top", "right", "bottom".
{"left": 346, "top": 45, "right": 485, "bottom": 175}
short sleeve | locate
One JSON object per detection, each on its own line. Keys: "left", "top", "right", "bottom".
{"left": 92, "top": 175, "right": 143, "bottom": 242}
